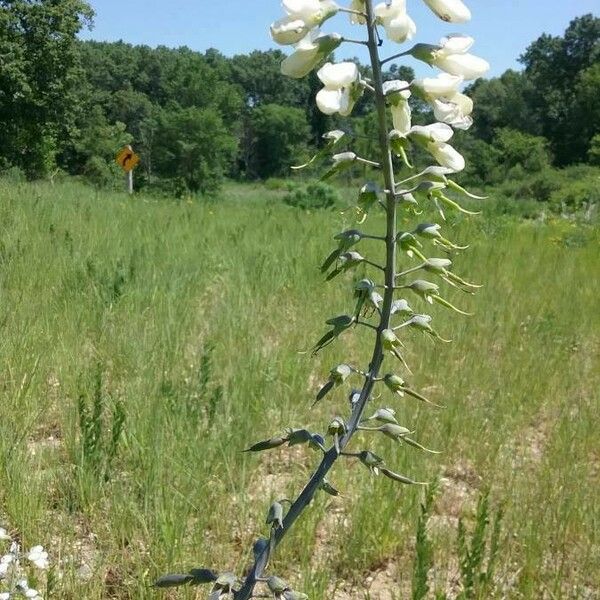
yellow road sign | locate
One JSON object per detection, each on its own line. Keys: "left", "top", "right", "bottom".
{"left": 116, "top": 146, "right": 140, "bottom": 172}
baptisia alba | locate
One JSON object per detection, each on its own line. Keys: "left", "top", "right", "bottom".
{"left": 411, "top": 73, "right": 473, "bottom": 130}
{"left": 421, "top": 0, "right": 471, "bottom": 23}
{"left": 271, "top": 0, "right": 339, "bottom": 45}
{"left": 408, "top": 34, "right": 490, "bottom": 80}
{"left": 374, "top": 0, "right": 416, "bottom": 43}
{"left": 383, "top": 80, "right": 412, "bottom": 135}
{"left": 316, "top": 62, "right": 363, "bottom": 116}
{"left": 281, "top": 32, "right": 342, "bottom": 78}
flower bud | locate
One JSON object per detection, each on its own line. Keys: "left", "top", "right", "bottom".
{"left": 266, "top": 502, "right": 285, "bottom": 529}
{"left": 391, "top": 298, "right": 414, "bottom": 316}
{"left": 281, "top": 33, "right": 342, "bottom": 79}
{"left": 421, "top": 0, "right": 471, "bottom": 23}
{"left": 379, "top": 423, "right": 412, "bottom": 441}
{"left": 244, "top": 436, "right": 288, "bottom": 452}
{"left": 320, "top": 479, "right": 341, "bottom": 496}
{"left": 284, "top": 591, "right": 309, "bottom": 600}
{"left": 384, "top": 373, "right": 406, "bottom": 396}
{"left": 362, "top": 407, "right": 398, "bottom": 424}
{"left": 358, "top": 450, "right": 385, "bottom": 474}
{"left": 267, "top": 576, "right": 290, "bottom": 594}
{"left": 328, "top": 417, "right": 347, "bottom": 436}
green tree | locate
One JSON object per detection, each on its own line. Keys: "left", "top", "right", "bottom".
{"left": 0, "top": 0, "right": 94, "bottom": 178}
{"left": 152, "top": 106, "right": 236, "bottom": 194}
{"left": 247, "top": 103, "right": 310, "bottom": 179}
{"left": 519, "top": 14, "right": 600, "bottom": 165}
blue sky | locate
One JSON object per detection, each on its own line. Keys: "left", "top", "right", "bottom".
{"left": 81, "top": 0, "right": 598, "bottom": 77}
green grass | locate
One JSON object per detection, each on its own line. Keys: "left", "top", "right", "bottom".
{"left": 0, "top": 178, "right": 598, "bottom": 599}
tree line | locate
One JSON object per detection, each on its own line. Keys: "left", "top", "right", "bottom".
{"left": 0, "top": 1, "right": 598, "bottom": 195}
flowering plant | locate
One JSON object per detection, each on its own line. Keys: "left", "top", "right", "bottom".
{"left": 157, "top": 0, "right": 488, "bottom": 597}
{"left": 0, "top": 528, "right": 48, "bottom": 600}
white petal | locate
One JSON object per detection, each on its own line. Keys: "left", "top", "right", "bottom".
{"left": 439, "top": 33, "right": 474, "bottom": 55}
{"left": 283, "top": 0, "right": 321, "bottom": 19}
{"left": 270, "top": 17, "right": 310, "bottom": 45}
{"left": 383, "top": 79, "right": 411, "bottom": 99}
{"left": 428, "top": 142, "right": 465, "bottom": 171}
{"left": 411, "top": 123, "right": 454, "bottom": 143}
{"left": 413, "top": 73, "right": 463, "bottom": 97}
{"left": 422, "top": 0, "right": 471, "bottom": 23}
{"left": 433, "top": 99, "right": 473, "bottom": 130}
{"left": 317, "top": 61, "right": 359, "bottom": 88}
{"left": 349, "top": 0, "right": 367, "bottom": 23}
{"left": 316, "top": 88, "right": 343, "bottom": 114}
{"left": 391, "top": 102, "right": 412, "bottom": 135}
{"left": 384, "top": 13, "right": 416, "bottom": 43}
{"left": 435, "top": 52, "right": 490, "bottom": 80}
{"left": 374, "top": 0, "right": 406, "bottom": 19}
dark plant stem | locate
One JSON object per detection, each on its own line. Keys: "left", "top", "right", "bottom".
{"left": 233, "top": 2, "right": 397, "bottom": 597}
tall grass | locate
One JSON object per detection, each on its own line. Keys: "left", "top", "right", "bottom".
{"left": 0, "top": 179, "right": 598, "bottom": 598}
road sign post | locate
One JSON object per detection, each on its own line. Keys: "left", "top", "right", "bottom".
{"left": 116, "top": 145, "right": 140, "bottom": 195}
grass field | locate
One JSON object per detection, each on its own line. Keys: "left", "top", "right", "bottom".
{"left": 0, "top": 178, "right": 598, "bottom": 599}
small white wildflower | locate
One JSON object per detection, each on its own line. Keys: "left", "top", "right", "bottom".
{"left": 0, "top": 528, "right": 10, "bottom": 541}
{"left": 26, "top": 546, "right": 49, "bottom": 570}
{"left": 0, "top": 592, "right": 10, "bottom": 600}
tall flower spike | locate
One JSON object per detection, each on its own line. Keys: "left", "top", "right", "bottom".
{"left": 159, "top": 2, "right": 487, "bottom": 597}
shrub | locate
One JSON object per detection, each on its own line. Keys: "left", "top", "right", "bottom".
{"left": 283, "top": 181, "right": 340, "bottom": 210}
{"left": 550, "top": 174, "right": 600, "bottom": 213}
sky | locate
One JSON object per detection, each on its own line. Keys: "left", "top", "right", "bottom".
{"left": 81, "top": 0, "right": 599, "bottom": 78}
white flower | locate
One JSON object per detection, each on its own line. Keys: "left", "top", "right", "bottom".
{"left": 0, "top": 592, "right": 10, "bottom": 600}
{"left": 316, "top": 62, "right": 362, "bottom": 116}
{"left": 348, "top": 0, "right": 366, "bottom": 24}
{"left": 0, "top": 528, "right": 10, "bottom": 541}
{"left": 374, "top": 0, "right": 416, "bottom": 43}
{"left": 271, "top": 0, "right": 339, "bottom": 45}
{"left": 384, "top": 80, "right": 412, "bottom": 135}
{"left": 408, "top": 35, "right": 489, "bottom": 81}
{"left": 281, "top": 32, "right": 342, "bottom": 79}
{"left": 407, "top": 123, "right": 465, "bottom": 171}
{"left": 412, "top": 73, "right": 463, "bottom": 97}
{"left": 411, "top": 73, "right": 473, "bottom": 129}
{"left": 421, "top": 0, "right": 471, "bottom": 23}
{"left": 432, "top": 94, "right": 473, "bottom": 129}
{"left": 434, "top": 34, "right": 489, "bottom": 80}
{"left": 27, "top": 546, "right": 49, "bottom": 570}
{"left": 427, "top": 141, "right": 465, "bottom": 171}
{"left": 409, "top": 123, "right": 454, "bottom": 144}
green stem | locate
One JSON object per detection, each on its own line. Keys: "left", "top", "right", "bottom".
{"left": 233, "top": 3, "right": 397, "bottom": 596}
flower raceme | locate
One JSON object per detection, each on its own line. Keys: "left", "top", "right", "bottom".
{"left": 316, "top": 62, "right": 363, "bottom": 116}
{"left": 270, "top": 0, "right": 339, "bottom": 45}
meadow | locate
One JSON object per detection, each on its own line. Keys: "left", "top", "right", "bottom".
{"left": 0, "top": 178, "right": 598, "bottom": 599}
